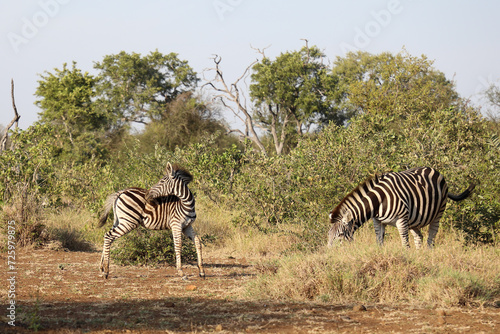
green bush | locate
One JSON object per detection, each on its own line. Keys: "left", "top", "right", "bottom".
{"left": 110, "top": 229, "right": 197, "bottom": 266}
{"left": 3, "top": 101, "right": 498, "bottom": 256}
{"left": 188, "top": 106, "right": 499, "bottom": 247}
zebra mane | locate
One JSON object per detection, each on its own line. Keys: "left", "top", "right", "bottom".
{"left": 330, "top": 174, "right": 380, "bottom": 221}
{"left": 168, "top": 164, "right": 193, "bottom": 184}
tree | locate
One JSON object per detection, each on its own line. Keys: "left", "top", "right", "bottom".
{"left": 482, "top": 82, "right": 500, "bottom": 145}
{"left": 0, "top": 80, "right": 21, "bottom": 152}
{"left": 94, "top": 50, "right": 199, "bottom": 128}
{"left": 484, "top": 82, "right": 500, "bottom": 110}
{"left": 250, "top": 44, "right": 341, "bottom": 150}
{"left": 0, "top": 123, "right": 57, "bottom": 223}
{"left": 332, "top": 50, "right": 459, "bottom": 119}
{"left": 204, "top": 55, "right": 269, "bottom": 156}
{"left": 205, "top": 44, "right": 342, "bottom": 156}
{"left": 35, "top": 62, "right": 109, "bottom": 163}
{"left": 138, "top": 92, "right": 232, "bottom": 151}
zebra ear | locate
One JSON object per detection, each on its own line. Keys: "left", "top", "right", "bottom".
{"left": 166, "top": 162, "right": 173, "bottom": 176}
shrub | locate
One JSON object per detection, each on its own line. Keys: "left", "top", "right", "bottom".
{"left": 215, "top": 106, "right": 500, "bottom": 246}
{"left": 110, "top": 229, "right": 198, "bottom": 267}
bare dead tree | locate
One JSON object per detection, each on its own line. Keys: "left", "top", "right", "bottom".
{"left": 1, "top": 79, "right": 21, "bottom": 152}
{"left": 249, "top": 46, "right": 290, "bottom": 156}
{"left": 253, "top": 104, "right": 290, "bottom": 156}
{"left": 203, "top": 55, "right": 268, "bottom": 157}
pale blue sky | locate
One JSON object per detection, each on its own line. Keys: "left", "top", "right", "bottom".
{"left": 1, "top": 0, "right": 499, "bottom": 129}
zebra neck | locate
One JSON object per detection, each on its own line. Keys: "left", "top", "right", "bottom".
{"left": 345, "top": 185, "right": 381, "bottom": 227}
{"left": 177, "top": 188, "right": 195, "bottom": 210}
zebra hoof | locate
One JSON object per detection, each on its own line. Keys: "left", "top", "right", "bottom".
{"left": 199, "top": 273, "right": 206, "bottom": 279}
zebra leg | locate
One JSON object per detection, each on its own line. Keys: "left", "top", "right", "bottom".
{"left": 183, "top": 225, "right": 205, "bottom": 278}
{"left": 395, "top": 219, "right": 411, "bottom": 249}
{"left": 373, "top": 218, "right": 385, "bottom": 245}
{"left": 410, "top": 228, "right": 424, "bottom": 249}
{"left": 100, "top": 231, "right": 117, "bottom": 279}
{"left": 100, "top": 225, "right": 137, "bottom": 279}
{"left": 172, "top": 229, "right": 186, "bottom": 279}
{"left": 426, "top": 204, "right": 446, "bottom": 248}
{"left": 426, "top": 218, "right": 441, "bottom": 248}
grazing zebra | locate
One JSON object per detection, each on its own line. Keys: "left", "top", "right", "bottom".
{"left": 98, "top": 163, "right": 205, "bottom": 279}
{"left": 327, "top": 167, "right": 475, "bottom": 249}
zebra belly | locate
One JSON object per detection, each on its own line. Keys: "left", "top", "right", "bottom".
{"left": 376, "top": 199, "right": 407, "bottom": 227}
{"left": 377, "top": 205, "right": 441, "bottom": 230}
{"left": 142, "top": 218, "right": 172, "bottom": 230}
{"left": 381, "top": 220, "right": 396, "bottom": 227}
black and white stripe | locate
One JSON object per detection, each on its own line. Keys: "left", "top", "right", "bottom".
{"left": 98, "top": 163, "right": 204, "bottom": 279}
{"left": 328, "top": 167, "right": 475, "bottom": 248}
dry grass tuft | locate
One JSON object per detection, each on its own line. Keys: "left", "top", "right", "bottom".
{"left": 1, "top": 196, "right": 48, "bottom": 248}
{"left": 43, "top": 207, "right": 97, "bottom": 251}
{"left": 246, "top": 225, "right": 500, "bottom": 307}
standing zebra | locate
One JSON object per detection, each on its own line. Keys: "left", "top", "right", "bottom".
{"left": 328, "top": 167, "right": 475, "bottom": 248}
{"left": 98, "top": 163, "right": 205, "bottom": 279}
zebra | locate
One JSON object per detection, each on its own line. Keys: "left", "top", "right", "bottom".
{"left": 98, "top": 163, "right": 205, "bottom": 280}
{"left": 327, "top": 167, "right": 475, "bottom": 249}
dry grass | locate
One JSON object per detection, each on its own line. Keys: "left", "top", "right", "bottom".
{"left": 0, "top": 195, "right": 48, "bottom": 248}
{"left": 195, "top": 199, "right": 299, "bottom": 258}
{"left": 246, "top": 225, "right": 500, "bottom": 308}
{"left": 43, "top": 207, "right": 98, "bottom": 251}
{"left": 20, "top": 200, "right": 500, "bottom": 310}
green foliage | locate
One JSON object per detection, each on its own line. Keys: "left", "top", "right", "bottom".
{"left": 137, "top": 92, "right": 231, "bottom": 152}
{"left": 110, "top": 229, "right": 197, "bottom": 266}
{"left": 0, "top": 124, "right": 57, "bottom": 246}
{"left": 333, "top": 50, "right": 459, "bottom": 118}
{"left": 94, "top": 50, "right": 198, "bottom": 126}
{"left": 3, "top": 48, "right": 499, "bottom": 259}
{"left": 185, "top": 105, "right": 498, "bottom": 246}
{"left": 0, "top": 124, "right": 57, "bottom": 201}
{"left": 180, "top": 135, "right": 244, "bottom": 204}
{"left": 249, "top": 45, "right": 342, "bottom": 155}
{"left": 35, "top": 62, "right": 109, "bottom": 164}
{"left": 251, "top": 45, "right": 342, "bottom": 130}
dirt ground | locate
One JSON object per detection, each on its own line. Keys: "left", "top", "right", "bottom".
{"left": 1, "top": 248, "right": 499, "bottom": 333}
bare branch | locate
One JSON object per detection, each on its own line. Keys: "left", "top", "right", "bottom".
{"left": 250, "top": 44, "right": 271, "bottom": 58}
{"left": 11, "top": 79, "right": 20, "bottom": 130}
{"left": 1, "top": 79, "right": 21, "bottom": 152}
{"left": 203, "top": 55, "right": 268, "bottom": 156}
{"left": 225, "top": 128, "right": 246, "bottom": 137}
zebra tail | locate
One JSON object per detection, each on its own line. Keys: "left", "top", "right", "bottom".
{"left": 448, "top": 183, "right": 476, "bottom": 202}
{"left": 97, "top": 193, "right": 119, "bottom": 228}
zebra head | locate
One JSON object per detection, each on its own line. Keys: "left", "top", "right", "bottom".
{"left": 145, "top": 163, "right": 193, "bottom": 203}
{"left": 327, "top": 209, "right": 355, "bottom": 247}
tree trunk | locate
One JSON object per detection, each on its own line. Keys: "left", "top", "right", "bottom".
{"left": 0, "top": 79, "right": 21, "bottom": 152}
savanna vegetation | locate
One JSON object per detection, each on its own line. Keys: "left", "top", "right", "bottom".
{"left": 1, "top": 46, "right": 499, "bottom": 308}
